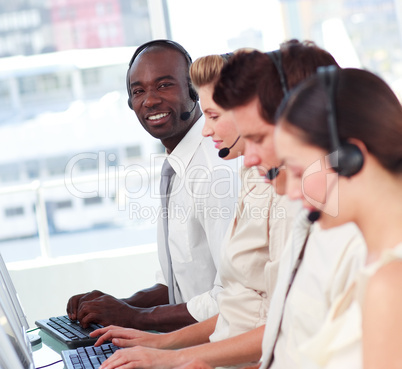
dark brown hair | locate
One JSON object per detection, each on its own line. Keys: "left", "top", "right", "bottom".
{"left": 277, "top": 68, "right": 402, "bottom": 174}
{"left": 213, "top": 39, "right": 338, "bottom": 124}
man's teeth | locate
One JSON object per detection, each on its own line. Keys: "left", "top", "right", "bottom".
{"left": 148, "top": 113, "right": 169, "bottom": 121}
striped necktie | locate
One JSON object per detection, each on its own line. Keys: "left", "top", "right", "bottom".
{"left": 160, "top": 158, "right": 176, "bottom": 304}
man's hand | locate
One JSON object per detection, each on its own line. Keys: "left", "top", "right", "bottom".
{"left": 66, "top": 285, "right": 197, "bottom": 332}
{"left": 70, "top": 292, "right": 141, "bottom": 328}
{"left": 67, "top": 290, "right": 106, "bottom": 321}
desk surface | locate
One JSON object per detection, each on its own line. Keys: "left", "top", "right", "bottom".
{"left": 32, "top": 330, "right": 68, "bottom": 369}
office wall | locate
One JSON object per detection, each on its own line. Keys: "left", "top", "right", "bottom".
{"left": 7, "top": 244, "right": 159, "bottom": 328}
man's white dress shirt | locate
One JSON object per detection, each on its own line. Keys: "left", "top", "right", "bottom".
{"left": 156, "top": 116, "right": 239, "bottom": 319}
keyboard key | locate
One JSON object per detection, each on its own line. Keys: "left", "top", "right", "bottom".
{"left": 65, "top": 343, "right": 120, "bottom": 369}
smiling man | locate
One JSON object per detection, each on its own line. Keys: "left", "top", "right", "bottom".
{"left": 66, "top": 40, "right": 237, "bottom": 332}
{"left": 128, "top": 41, "right": 200, "bottom": 153}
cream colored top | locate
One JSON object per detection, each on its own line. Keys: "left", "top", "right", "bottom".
{"left": 299, "top": 242, "right": 402, "bottom": 369}
{"left": 260, "top": 221, "right": 366, "bottom": 369}
{"left": 210, "top": 167, "right": 300, "bottom": 368}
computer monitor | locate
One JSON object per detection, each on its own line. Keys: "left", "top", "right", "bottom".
{"left": 0, "top": 253, "right": 29, "bottom": 331}
{"left": 0, "top": 288, "right": 34, "bottom": 369}
{"left": 0, "top": 253, "right": 41, "bottom": 346}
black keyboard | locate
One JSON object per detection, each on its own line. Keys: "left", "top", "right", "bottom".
{"left": 62, "top": 343, "right": 120, "bottom": 369}
{"left": 35, "top": 315, "right": 104, "bottom": 349}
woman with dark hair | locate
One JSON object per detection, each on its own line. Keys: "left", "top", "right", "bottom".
{"left": 274, "top": 66, "right": 402, "bottom": 368}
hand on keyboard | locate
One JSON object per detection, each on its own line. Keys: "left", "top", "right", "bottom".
{"left": 91, "top": 325, "right": 165, "bottom": 349}
{"left": 98, "top": 346, "right": 179, "bottom": 369}
{"left": 67, "top": 290, "right": 107, "bottom": 321}
{"left": 67, "top": 343, "right": 120, "bottom": 369}
{"left": 67, "top": 291, "right": 137, "bottom": 329}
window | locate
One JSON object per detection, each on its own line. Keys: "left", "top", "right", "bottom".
{"left": 55, "top": 200, "right": 73, "bottom": 209}
{"left": 77, "top": 158, "right": 98, "bottom": 172}
{"left": 0, "top": 81, "right": 9, "bottom": 99}
{"left": 81, "top": 68, "right": 100, "bottom": 87}
{"left": 4, "top": 207, "right": 24, "bottom": 217}
{"left": 46, "top": 157, "right": 69, "bottom": 177}
{"left": 24, "top": 160, "right": 40, "bottom": 179}
{"left": 125, "top": 145, "right": 142, "bottom": 158}
{"left": 0, "top": 0, "right": 399, "bottom": 264}
{"left": 83, "top": 196, "right": 103, "bottom": 206}
{"left": 0, "top": 164, "right": 20, "bottom": 183}
{"left": 18, "top": 73, "right": 71, "bottom": 95}
{"left": 18, "top": 76, "right": 36, "bottom": 95}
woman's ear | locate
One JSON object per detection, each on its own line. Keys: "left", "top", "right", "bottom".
{"left": 347, "top": 138, "right": 368, "bottom": 156}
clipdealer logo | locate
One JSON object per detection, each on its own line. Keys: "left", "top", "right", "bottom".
{"left": 64, "top": 152, "right": 239, "bottom": 211}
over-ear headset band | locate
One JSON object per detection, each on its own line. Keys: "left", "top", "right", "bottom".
{"left": 266, "top": 49, "right": 288, "bottom": 96}
{"left": 317, "top": 65, "right": 341, "bottom": 150}
{"left": 316, "top": 65, "right": 364, "bottom": 177}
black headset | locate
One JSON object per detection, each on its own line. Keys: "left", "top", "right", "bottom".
{"left": 316, "top": 65, "right": 364, "bottom": 178}
{"left": 221, "top": 52, "right": 233, "bottom": 62}
{"left": 266, "top": 49, "right": 289, "bottom": 96}
{"left": 262, "top": 49, "right": 288, "bottom": 180}
{"left": 126, "top": 39, "right": 199, "bottom": 110}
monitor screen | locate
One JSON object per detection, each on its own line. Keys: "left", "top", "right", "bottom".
{"left": 0, "top": 253, "right": 29, "bottom": 331}
{"left": 0, "top": 267, "right": 26, "bottom": 341}
{"left": 0, "top": 299, "right": 33, "bottom": 369}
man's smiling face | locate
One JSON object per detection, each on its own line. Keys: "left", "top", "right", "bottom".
{"left": 127, "top": 46, "right": 195, "bottom": 149}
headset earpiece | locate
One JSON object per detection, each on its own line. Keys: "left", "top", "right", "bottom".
{"left": 317, "top": 65, "right": 364, "bottom": 178}
{"left": 330, "top": 141, "right": 364, "bottom": 177}
{"left": 189, "top": 83, "right": 198, "bottom": 102}
{"left": 127, "top": 67, "right": 134, "bottom": 110}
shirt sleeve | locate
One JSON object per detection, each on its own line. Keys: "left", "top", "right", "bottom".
{"left": 192, "top": 158, "right": 240, "bottom": 271}
{"left": 155, "top": 269, "right": 167, "bottom": 286}
{"left": 186, "top": 272, "right": 222, "bottom": 321}
{"left": 185, "top": 152, "right": 238, "bottom": 320}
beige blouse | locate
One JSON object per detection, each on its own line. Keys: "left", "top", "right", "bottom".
{"left": 209, "top": 167, "right": 299, "bottom": 358}
{"left": 299, "top": 243, "right": 402, "bottom": 369}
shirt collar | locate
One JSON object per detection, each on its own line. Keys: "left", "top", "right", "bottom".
{"left": 166, "top": 116, "right": 205, "bottom": 178}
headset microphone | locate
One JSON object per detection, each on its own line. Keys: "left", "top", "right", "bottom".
{"left": 265, "top": 167, "right": 280, "bottom": 180}
{"left": 218, "top": 136, "right": 241, "bottom": 158}
{"left": 180, "top": 100, "right": 197, "bottom": 121}
{"left": 307, "top": 210, "right": 321, "bottom": 223}
{"left": 306, "top": 162, "right": 340, "bottom": 223}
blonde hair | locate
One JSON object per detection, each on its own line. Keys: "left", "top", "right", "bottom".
{"left": 190, "top": 48, "right": 256, "bottom": 91}
{"left": 190, "top": 54, "right": 228, "bottom": 90}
